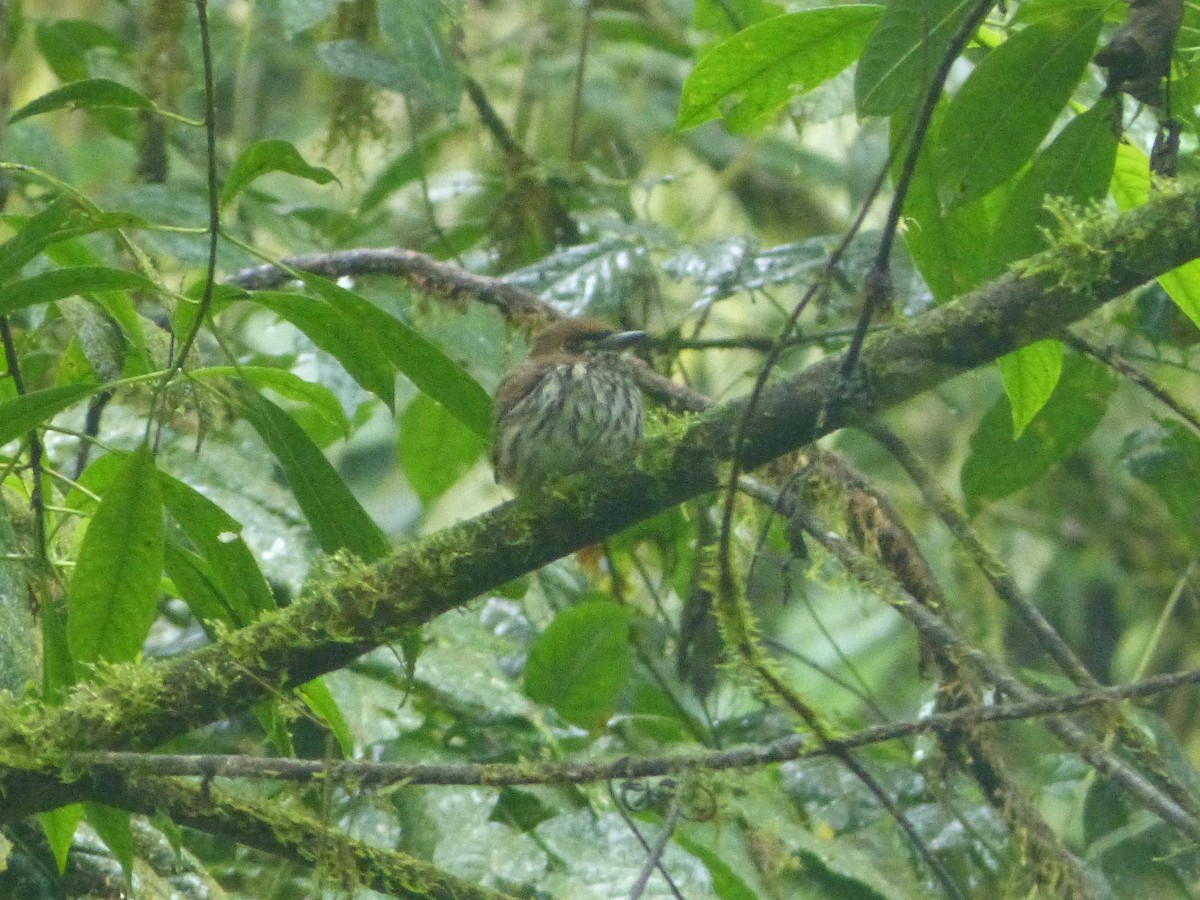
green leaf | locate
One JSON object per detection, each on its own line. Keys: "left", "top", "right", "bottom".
{"left": 68, "top": 444, "right": 165, "bottom": 666}
{"left": 239, "top": 393, "right": 391, "bottom": 561}
{"left": 163, "top": 543, "right": 238, "bottom": 625}
{"left": 0, "top": 200, "right": 148, "bottom": 287}
{"left": 248, "top": 291, "right": 397, "bottom": 408}
{"left": 1122, "top": 422, "right": 1200, "bottom": 540}
{"left": 39, "top": 804, "right": 84, "bottom": 874}
{"left": 300, "top": 677, "right": 353, "bottom": 757}
{"left": 997, "top": 338, "right": 1063, "bottom": 438}
{"left": 855, "top": 0, "right": 979, "bottom": 117}
{"left": 524, "top": 600, "right": 633, "bottom": 731}
{"left": 988, "top": 99, "right": 1119, "bottom": 278}
{"left": 0, "top": 267, "right": 158, "bottom": 316}
{"left": 300, "top": 275, "right": 494, "bottom": 438}
{"left": 399, "top": 394, "right": 488, "bottom": 506}
{"left": 42, "top": 243, "right": 151, "bottom": 369}
{"left": 221, "top": 139, "right": 338, "bottom": 207}
{"left": 9, "top": 78, "right": 154, "bottom": 124}
{"left": 1110, "top": 140, "right": 1150, "bottom": 209}
{"left": 898, "top": 104, "right": 992, "bottom": 301}
{"left": 1111, "top": 143, "right": 1200, "bottom": 331}
{"left": 961, "top": 354, "right": 1115, "bottom": 513}
{"left": 937, "top": 9, "right": 1103, "bottom": 205}
{"left": 85, "top": 804, "right": 134, "bottom": 883}
{"left": 158, "top": 471, "right": 277, "bottom": 625}
{"left": 678, "top": 6, "right": 883, "bottom": 131}
{"left": 674, "top": 831, "right": 761, "bottom": 900}
{"left": 191, "top": 365, "right": 350, "bottom": 442}
{"left": 0, "top": 383, "right": 96, "bottom": 446}
{"left": 0, "top": 198, "right": 74, "bottom": 284}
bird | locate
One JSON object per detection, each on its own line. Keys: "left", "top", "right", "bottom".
{"left": 492, "top": 317, "right": 647, "bottom": 492}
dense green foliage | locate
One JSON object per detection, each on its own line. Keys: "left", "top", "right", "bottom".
{"left": 1, "top": 0, "right": 1200, "bottom": 897}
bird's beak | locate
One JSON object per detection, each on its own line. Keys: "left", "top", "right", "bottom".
{"left": 596, "top": 330, "right": 648, "bottom": 352}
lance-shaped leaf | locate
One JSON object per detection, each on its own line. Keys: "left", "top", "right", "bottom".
{"left": 221, "top": 140, "right": 338, "bottom": 207}
{"left": 240, "top": 392, "right": 391, "bottom": 561}
{"left": 69, "top": 444, "right": 165, "bottom": 666}
{"left": 679, "top": 6, "right": 883, "bottom": 132}
{"left": 938, "top": 9, "right": 1103, "bottom": 206}
{"left": 9, "top": 78, "right": 154, "bottom": 124}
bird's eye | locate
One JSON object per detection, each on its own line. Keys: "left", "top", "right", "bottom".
{"left": 567, "top": 336, "right": 599, "bottom": 353}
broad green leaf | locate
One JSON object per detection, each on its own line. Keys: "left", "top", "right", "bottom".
{"left": 239, "top": 393, "right": 391, "bottom": 561}
{"left": 988, "top": 99, "right": 1119, "bottom": 278}
{"left": 0, "top": 267, "right": 157, "bottom": 316}
{"left": 855, "top": 0, "right": 978, "bottom": 117}
{"left": 85, "top": 804, "right": 133, "bottom": 882}
{"left": 524, "top": 600, "right": 633, "bottom": 731}
{"left": 159, "top": 471, "right": 277, "bottom": 625}
{"left": 1111, "top": 143, "right": 1200, "bottom": 331}
{"left": 678, "top": 6, "right": 883, "bottom": 131}
{"left": 962, "top": 354, "right": 1115, "bottom": 512}
{"left": 10, "top": 78, "right": 154, "bottom": 124}
{"left": 938, "top": 9, "right": 1103, "bottom": 205}
{"left": 399, "top": 393, "right": 487, "bottom": 506}
{"left": 986, "top": 103, "right": 1115, "bottom": 436}
{"left": 998, "top": 338, "right": 1063, "bottom": 438}
{"left": 39, "top": 804, "right": 83, "bottom": 874}
{"left": 249, "top": 291, "right": 397, "bottom": 408}
{"left": 68, "top": 444, "right": 165, "bottom": 666}
{"left": 1151, "top": 268, "right": 1200, "bottom": 337}
{"left": 1110, "top": 141, "right": 1151, "bottom": 209}
{"left": 898, "top": 104, "right": 992, "bottom": 301}
{"left": 0, "top": 383, "right": 96, "bottom": 446}
{"left": 1122, "top": 422, "right": 1200, "bottom": 540}
{"left": 300, "top": 275, "right": 494, "bottom": 438}
{"left": 221, "top": 140, "right": 338, "bottom": 207}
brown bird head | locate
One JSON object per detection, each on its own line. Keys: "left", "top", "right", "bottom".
{"left": 527, "top": 317, "right": 648, "bottom": 361}
{"left": 492, "top": 317, "right": 648, "bottom": 491}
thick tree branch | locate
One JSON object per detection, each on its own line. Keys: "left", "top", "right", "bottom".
{"left": 2, "top": 182, "right": 1199, "bottom": 819}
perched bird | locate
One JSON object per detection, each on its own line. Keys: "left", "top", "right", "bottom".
{"left": 492, "top": 317, "right": 647, "bottom": 492}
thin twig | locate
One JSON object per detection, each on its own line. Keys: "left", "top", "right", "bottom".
{"left": 70, "top": 667, "right": 1200, "bottom": 786}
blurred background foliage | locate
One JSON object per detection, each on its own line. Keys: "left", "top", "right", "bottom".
{"left": 2, "top": 0, "right": 1200, "bottom": 897}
